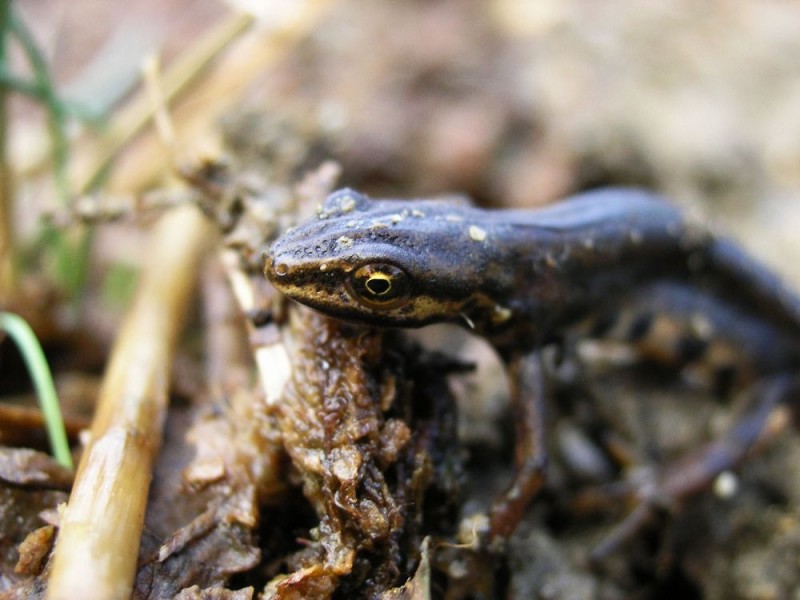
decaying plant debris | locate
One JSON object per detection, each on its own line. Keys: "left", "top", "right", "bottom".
{"left": 175, "top": 160, "right": 468, "bottom": 598}
{"left": 3, "top": 1, "right": 800, "bottom": 599}
{"left": 263, "top": 311, "right": 462, "bottom": 598}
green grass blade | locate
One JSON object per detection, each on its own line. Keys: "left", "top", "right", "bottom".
{"left": 9, "top": 10, "right": 70, "bottom": 201}
{"left": 0, "top": 311, "right": 73, "bottom": 468}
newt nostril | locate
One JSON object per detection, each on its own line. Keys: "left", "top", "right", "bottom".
{"left": 274, "top": 262, "right": 289, "bottom": 277}
{"left": 262, "top": 253, "right": 289, "bottom": 280}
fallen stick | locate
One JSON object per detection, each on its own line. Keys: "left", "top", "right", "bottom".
{"left": 46, "top": 205, "right": 214, "bottom": 600}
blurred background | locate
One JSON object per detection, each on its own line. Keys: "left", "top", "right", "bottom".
{"left": 8, "top": 0, "right": 800, "bottom": 274}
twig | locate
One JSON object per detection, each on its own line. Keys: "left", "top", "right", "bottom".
{"left": 46, "top": 205, "right": 214, "bottom": 600}
{"left": 0, "top": 402, "right": 88, "bottom": 444}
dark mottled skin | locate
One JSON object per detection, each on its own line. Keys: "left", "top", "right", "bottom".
{"left": 264, "top": 187, "right": 800, "bottom": 542}
{"left": 266, "top": 188, "right": 800, "bottom": 361}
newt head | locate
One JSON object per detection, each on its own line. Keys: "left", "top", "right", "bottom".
{"left": 264, "top": 188, "right": 499, "bottom": 329}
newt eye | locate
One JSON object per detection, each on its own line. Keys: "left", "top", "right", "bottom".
{"left": 348, "top": 263, "right": 411, "bottom": 308}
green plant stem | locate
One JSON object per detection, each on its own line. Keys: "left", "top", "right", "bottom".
{"left": 11, "top": 18, "right": 68, "bottom": 204}
{"left": 0, "top": 70, "right": 38, "bottom": 96}
{"left": 10, "top": 11, "right": 69, "bottom": 200}
{"left": 0, "top": 0, "right": 14, "bottom": 297}
{"left": 0, "top": 312, "right": 73, "bottom": 468}
{"left": 8, "top": 9, "right": 92, "bottom": 301}
{"left": 0, "top": 70, "right": 102, "bottom": 124}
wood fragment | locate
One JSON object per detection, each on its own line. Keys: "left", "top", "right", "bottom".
{"left": 14, "top": 525, "right": 55, "bottom": 576}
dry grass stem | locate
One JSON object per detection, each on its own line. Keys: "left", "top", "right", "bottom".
{"left": 72, "top": 12, "right": 256, "bottom": 194}
{"left": 46, "top": 205, "right": 214, "bottom": 600}
{"left": 93, "top": 0, "right": 338, "bottom": 194}
{"left": 142, "top": 54, "right": 178, "bottom": 157}
{"left": 220, "top": 249, "right": 291, "bottom": 406}
{"left": 14, "top": 12, "right": 255, "bottom": 193}
{"left": 17, "top": 1, "right": 337, "bottom": 196}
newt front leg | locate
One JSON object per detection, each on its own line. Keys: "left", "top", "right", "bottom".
{"left": 488, "top": 350, "right": 548, "bottom": 542}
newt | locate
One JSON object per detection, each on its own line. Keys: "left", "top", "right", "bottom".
{"left": 264, "top": 187, "right": 800, "bottom": 544}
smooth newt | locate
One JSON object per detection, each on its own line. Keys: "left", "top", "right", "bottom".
{"left": 264, "top": 187, "right": 800, "bottom": 542}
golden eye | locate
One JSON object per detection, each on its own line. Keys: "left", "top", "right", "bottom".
{"left": 348, "top": 263, "right": 411, "bottom": 308}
